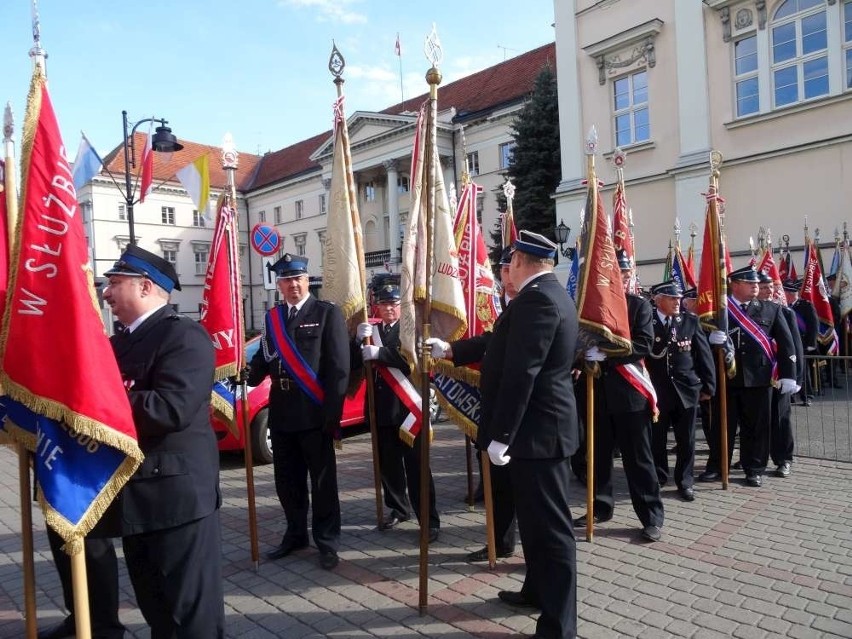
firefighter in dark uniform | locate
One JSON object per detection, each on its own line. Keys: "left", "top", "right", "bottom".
{"left": 646, "top": 281, "right": 716, "bottom": 501}
{"left": 757, "top": 273, "right": 804, "bottom": 478}
{"left": 575, "top": 251, "right": 665, "bottom": 543}
{"left": 707, "top": 266, "right": 798, "bottom": 487}
{"left": 355, "top": 284, "right": 440, "bottom": 541}
{"left": 784, "top": 279, "right": 818, "bottom": 405}
{"left": 102, "top": 245, "right": 224, "bottom": 638}
{"left": 432, "top": 231, "right": 579, "bottom": 638}
{"left": 247, "top": 255, "right": 350, "bottom": 570}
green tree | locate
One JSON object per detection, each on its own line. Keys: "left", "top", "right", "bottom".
{"left": 488, "top": 64, "right": 561, "bottom": 265}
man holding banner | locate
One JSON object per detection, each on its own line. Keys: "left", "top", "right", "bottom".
{"left": 103, "top": 245, "right": 225, "bottom": 637}
{"left": 355, "top": 284, "right": 439, "bottom": 540}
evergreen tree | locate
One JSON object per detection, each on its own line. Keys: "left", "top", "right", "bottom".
{"left": 492, "top": 64, "right": 561, "bottom": 263}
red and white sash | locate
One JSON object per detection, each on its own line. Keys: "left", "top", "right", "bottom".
{"left": 371, "top": 330, "right": 424, "bottom": 446}
{"left": 728, "top": 298, "right": 777, "bottom": 379}
{"left": 615, "top": 361, "right": 659, "bottom": 420}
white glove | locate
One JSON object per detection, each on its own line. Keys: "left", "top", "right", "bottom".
{"left": 487, "top": 440, "right": 511, "bottom": 466}
{"left": 356, "top": 322, "right": 373, "bottom": 340}
{"left": 585, "top": 346, "right": 607, "bottom": 362}
{"left": 361, "top": 345, "right": 380, "bottom": 361}
{"left": 709, "top": 330, "right": 727, "bottom": 345}
{"left": 795, "top": 384, "right": 802, "bottom": 394}
{"left": 777, "top": 378, "right": 798, "bottom": 394}
{"left": 425, "top": 337, "right": 450, "bottom": 358}
{"left": 806, "top": 346, "right": 817, "bottom": 352}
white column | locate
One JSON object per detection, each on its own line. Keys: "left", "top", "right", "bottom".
{"left": 554, "top": 0, "right": 583, "bottom": 190}
{"left": 674, "top": 0, "right": 711, "bottom": 167}
{"left": 383, "top": 159, "right": 400, "bottom": 264}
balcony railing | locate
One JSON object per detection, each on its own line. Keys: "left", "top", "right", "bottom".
{"left": 365, "top": 250, "right": 391, "bottom": 267}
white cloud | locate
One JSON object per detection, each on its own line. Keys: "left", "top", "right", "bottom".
{"left": 279, "top": 0, "right": 367, "bottom": 24}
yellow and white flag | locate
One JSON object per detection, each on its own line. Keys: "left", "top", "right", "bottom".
{"left": 176, "top": 155, "right": 211, "bottom": 216}
{"left": 400, "top": 99, "right": 467, "bottom": 371}
{"left": 322, "top": 95, "right": 366, "bottom": 332}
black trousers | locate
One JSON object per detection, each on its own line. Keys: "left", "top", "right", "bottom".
{"left": 270, "top": 428, "right": 341, "bottom": 553}
{"left": 377, "top": 426, "right": 440, "bottom": 529}
{"left": 707, "top": 386, "right": 771, "bottom": 476}
{"left": 47, "top": 528, "right": 124, "bottom": 639}
{"left": 770, "top": 388, "right": 794, "bottom": 466}
{"left": 123, "top": 510, "right": 224, "bottom": 639}
{"left": 487, "top": 457, "right": 516, "bottom": 552}
{"left": 512, "top": 457, "right": 577, "bottom": 639}
{"left": 652, "top": 402, "right": 698, "bottom": 489}
{"left": 593, "top": 408, "right": 664, "bottom": 528}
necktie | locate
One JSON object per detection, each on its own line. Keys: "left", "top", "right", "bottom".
{"left": 288, "top": 306, "right": 297, "bottom": 324}
{"left": 664, "top": 317, "right": 671, "bottom": 333}
{"left": 741, "top": 303, "right": 748, "bottom": 312}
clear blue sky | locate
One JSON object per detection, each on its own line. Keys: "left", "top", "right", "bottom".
{"left": 0, "top": 0, "right": 555, "bottom": 161}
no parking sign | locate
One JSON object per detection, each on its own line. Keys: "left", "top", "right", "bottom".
{"left": 250, "top": 224, "right": 281, "bottom": 256}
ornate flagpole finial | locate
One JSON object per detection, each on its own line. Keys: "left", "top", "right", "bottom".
{"left": 612, "top": 146, "right": 626, "bottom": 169}
{"left": 29, "top": 0, "right": 46, "bottom": 67}
{"left": 815, "top": 227, "right": 821, "bottom": 244}
{"left": 709, "top": 150, "right": 723, "bottom": 178}
{"left": 328, "top": 41, "right": 345, "bottom": 79}
{"left": 424, "top": 23, "right": 443, "bottom": 68}
{"left": 584, "top": 126, "right": 598, "bottom": 157}
{"left": 502, "top": 178, "right": 516, "bottom": 203}
{"left": 3, "top": 102, "right": 13, "bottom": 142}
{"left": 835, "top": 227, "right": 841, "bottom": 243}
{"left": 689, "top": 221, "right": 698, "bottom": 239}
{"left": 221, "top": 132, "right": 238, "bottom": 171}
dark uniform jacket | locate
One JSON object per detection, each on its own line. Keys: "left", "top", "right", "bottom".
{"left": 780, "top": 304, "right": 805, "bottom": 386}
{"left": 356, "top": 321, "right": 411, "bottom": 428}
{"left": 791, "top": 298, "right": 818, "bottom": 352}
{"left": 478, "top": 272, "right": 578, "bottom": 459}
{"left": 110, "top": 306, "right": 220, "bottom": 535}
{"left": 646, "top": 311, "right": 716, "bottom": 411}
{"left": 248, "top": 295, "right": 349, "bottom": 433}
{"left": 596, "top": 294, "right": 655, "bottom": 414}
{"left": 729, "top": 299, "right": 796, "bottom": 387}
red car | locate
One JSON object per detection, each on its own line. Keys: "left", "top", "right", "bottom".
{"left": 211, "top": 335, "right": 368, "bottom": 464}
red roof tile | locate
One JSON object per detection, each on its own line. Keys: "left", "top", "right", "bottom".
{"left": 102, "top": 135, "right": 262, "bottom": 192}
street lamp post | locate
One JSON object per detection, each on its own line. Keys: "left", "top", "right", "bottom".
{"left": 121, "top": 110, "right": 183, "bottom": 244}
{"left": 554, "top": 219, "right": 573, "bottom": 260}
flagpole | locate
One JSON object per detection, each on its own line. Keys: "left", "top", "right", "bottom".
{"left": 328, "top": 44, "right": 385, "bottom": 530}
{"left": 396, "top": 32, "right": 405, "bottom": 106}
{"left": 222, "top": 137, "right": 261, "bottom": 569}
{"left": 5, "top": 98, "right": 37, "bottom": 639}
{"left": 418, "top": 26, "right": 444, "bottom": 615}
{"left": 584, "top": 128, "right": 599, "bottom": 543}
{"left": 708, "top": 151, "right": 730, "bottom": 491}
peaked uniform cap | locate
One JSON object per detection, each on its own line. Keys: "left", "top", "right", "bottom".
{"left": 375, "top": 284, "right": 401, "bottom": 303}
{"left": 782, "top": 279, "right": 801, "bottom": 292}
{"left": 270, "top": 253, "right": 309, "bottom": 279}
{"left": 104, "top": 244, "right": 182, "bottom": 292}
{"left": 513, "top": 229, "right": 557, "bottom": 259}
{"left": 728, "top": 265, "right": 760, "bottom": 282}
{"left": 650, "top": 280, "right": 683, "bottom": 297}
{"left": 616, "top": 249, "right": 632, "bottom": 271}
{"left": 499, "top": 247, "right": 513, "bottom": 266}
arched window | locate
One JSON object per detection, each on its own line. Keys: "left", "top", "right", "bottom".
{"left": 770, "top": 0, "right": 829, "bottom": 107}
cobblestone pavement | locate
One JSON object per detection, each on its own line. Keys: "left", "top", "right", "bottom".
{"left": 1, "top": 421, "right": 850, "bottom": 638}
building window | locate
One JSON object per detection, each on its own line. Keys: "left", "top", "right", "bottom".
{"left": 274, "top": 206, "right": 282, "bottom": 224}
{"left": 163, "top": 248, "right": 177, "bottom": 265}
{"left": 771, "top": 0, "right": 828, "bottom": 108}
{"left": 319, "top": 193, "right": 327, "bottom": 214}
{"left": 844, "top": 0, "right": 852, "bottom": 89}
{"left": 499, "top": 142, "right": 515, "bottom": 169}
{"left": 613, "top": 70, "right": 649, "bottom": 147}
{"left": 734, "top": 36, "right": 760, "bottom": 116}
{"left": 118, "top": 204, "right": 127, "bottom": 221}
{"left": 295, "top": 200, "right": 304, "bottom": 219}
{"left": 294, "top": 234, "right": 307, "bottom": 257}
{"left": 397, "top": 176, "right": 410, "bottom": 193}
{"left": 192, "top": 209, "right": 205, "bottom": 227}
{"left": 466, "top": 152, "right": 479, "bottom": 176}
{"left": 161, "top": 206, "right": 175, "bottom": 225}
{"left": 259, "top": 210, "right": 266, "bottom": 223}
{"left": 193, "top": 244, "right": 210, "bottom": 275}
{"left": 363, "top": 182, "right": 376, "bottom": 202}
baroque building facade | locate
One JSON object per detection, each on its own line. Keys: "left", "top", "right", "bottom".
{"left": 553, "top": 0, "right": 852, "bottom": 282}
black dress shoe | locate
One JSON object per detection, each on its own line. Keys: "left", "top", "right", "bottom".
{"left": 497, "top": 590, "right": 540, "bottom": 609}
{"left": 698, "top": 470, "right": 720, "bottom": 482}
{"left": 319, "top": 551, "right": 339, "bottom": 570}
{"left": 746, "top": 474, "right": 763, "bottom": 487}
{"left": 731, "top": 460, "right": 742, "bottom": 470}
{"left": 573, "top": 512, "right": 612, "bottom": 527}
{"left": 428, "top": 528, "right": 440, "bottom": 543}
{"left": 467, "top": 546, "right": 514, "bottom": 562}
{"left": 266, "top": 537, "right": 308, "bottom": 560}
{"left": 379, "top": 514, "right": 404, "bottom": 530}
{"left": 678, "top": 486, "right": 695, "bottom": 502}
{"left": 641, "top": 525, "right": 662, "bottom": 542}
{"left": 775, "top": 462, "right": 791, "bottom": 478}
{"left": 37, "top": 616, "right": 75, "bottom": 639}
